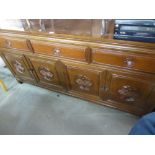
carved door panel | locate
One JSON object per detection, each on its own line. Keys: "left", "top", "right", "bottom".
{"left": 2, "top": 52, "right": 34, "bottom": 81}
{"left": 101, "top": 70, "right": 154, "bottom": 110}
{"left": 67, "top": 66, "right": 103, "bottom": 96}
{"left": 27, "top": 56, "right": 61, "bottom": 88}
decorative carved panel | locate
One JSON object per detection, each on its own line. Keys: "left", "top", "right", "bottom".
{"left": 75, "top": 74, "right": 93, "bottom": 91}
{"left": 12, "top": 60, "right": 25, "bottom": 74}
{"left": 38, "top": 66, "right": 54, "bottom": 81}
{"left": 117, "top": 85, "right": 139, "bottom": 102}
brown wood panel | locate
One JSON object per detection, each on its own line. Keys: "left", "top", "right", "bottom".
{"left": 0, "top": 36, "right": 33, "bottom": 52}
{"left": 147, "top": 87, "right": 155, "bottom": 112}
{"left": 26, "top": 56, "right": 62, "bottom": 88}
{"left": 92, "top": 48, "right": 155, "bottom": 73}
{"left": 2, "top": 52, "right": 35, "bottom": 81}
{"left": 67, "top": 65, "right": 102, "bottom": 96}
{"left": 55, "top": 60, "right": 71, "bottom": 90}
{"left": 100, "top": 70, "right": 155, "bottom": 113}
{"left": 0, "top": 37, "right": 5, "bottom": 47}
{"left": 31, "top": 40, "right": 89, "bottom": 62}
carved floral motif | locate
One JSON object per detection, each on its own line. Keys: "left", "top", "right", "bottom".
{"left": 12, "top": 60, "right": 25, "bottom": 74}
{"left": 118, "top": 85, "right": 139, "bottom": 102}
{"left": 75, "top": 75, "right": 93, "bottom": 91}
{"left": 38, "top": 66, "right": 54, "bottom": 81}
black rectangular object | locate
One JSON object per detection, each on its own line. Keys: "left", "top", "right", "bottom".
{"left": 113, "top": 20, "right": 155, "bottom": 43}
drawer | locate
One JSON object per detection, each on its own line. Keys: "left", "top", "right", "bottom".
{"left": 92, "top": 48, "right": 155, "bottom": 73}
{"left": 0, "top": 37, "right": 34, "bottom": 52}
{"left": 31, "top": 40, "right": 91, "bottom": 62}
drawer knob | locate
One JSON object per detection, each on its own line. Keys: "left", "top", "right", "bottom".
{"left": 124, "top": 57, "right": 134, "bottom": 67}
{"left": 5, "top": 40, "right": 12, "bottom": 48}
{"left": 53, "top": 48, "right": 61, "bottom": 56}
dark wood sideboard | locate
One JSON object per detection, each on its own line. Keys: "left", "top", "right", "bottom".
{"left": 0, "top": 19, "right": 155, "bottom": 115}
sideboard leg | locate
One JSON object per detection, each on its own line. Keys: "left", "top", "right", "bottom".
{"left": 17, "top": 80, "right": 23, "bottom": 84}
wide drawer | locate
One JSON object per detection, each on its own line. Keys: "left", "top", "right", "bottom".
{"left": 92, "top": 48, "right": 155, "bottom": 73}
{"left": 31, "top": 40, "right": 91, "bottom": 62}
{"left": 0, "top": 36, "right": 33, "bottom": 52}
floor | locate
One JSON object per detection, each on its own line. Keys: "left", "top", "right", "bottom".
{"left": 0, "top": 61, "right": 139, "bottom": 134}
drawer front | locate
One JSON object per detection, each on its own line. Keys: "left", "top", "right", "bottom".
{"left": 0, "top": 37, "right": 33, "bottom": 52}
{"left": 92, "top": 48, "right": 155, "bottom": 73}
{"left": 31, "top": 40, "right": 90, "bottom": 62}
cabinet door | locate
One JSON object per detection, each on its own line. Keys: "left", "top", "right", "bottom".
{"left": 67, "top": 65, "right": 104, "bottom": 96}
{"left": 27, "top": 56, "right": 62, "bottom": 89}
{"left": 100, "top": 70, "right": 155, "bottom": 114}
{"left": 2, "top": 52, "right": 34, "bottom": 81}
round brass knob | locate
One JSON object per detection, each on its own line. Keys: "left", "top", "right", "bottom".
{"left": 53, "top": 48, "right": 61, "bottom": 56}
{"left": 124, "top": 57, "right": 134, "bottom": 67}
{"left": 5, "top": 40, "right": 12, "bottom": 48}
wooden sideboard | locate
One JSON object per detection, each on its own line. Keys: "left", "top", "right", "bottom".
{"left": 0, "top": 19, "right": 155, "bottom": 115}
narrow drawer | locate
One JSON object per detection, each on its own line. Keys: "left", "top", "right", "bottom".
{"left": 92, "top": 48, "right": 155, "bottom": 73}
{"left": 31, "top": 40, "right": 91, "bottom": 62}
{"left": 0, "top": 36, "right": 34, "bottom": 52}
